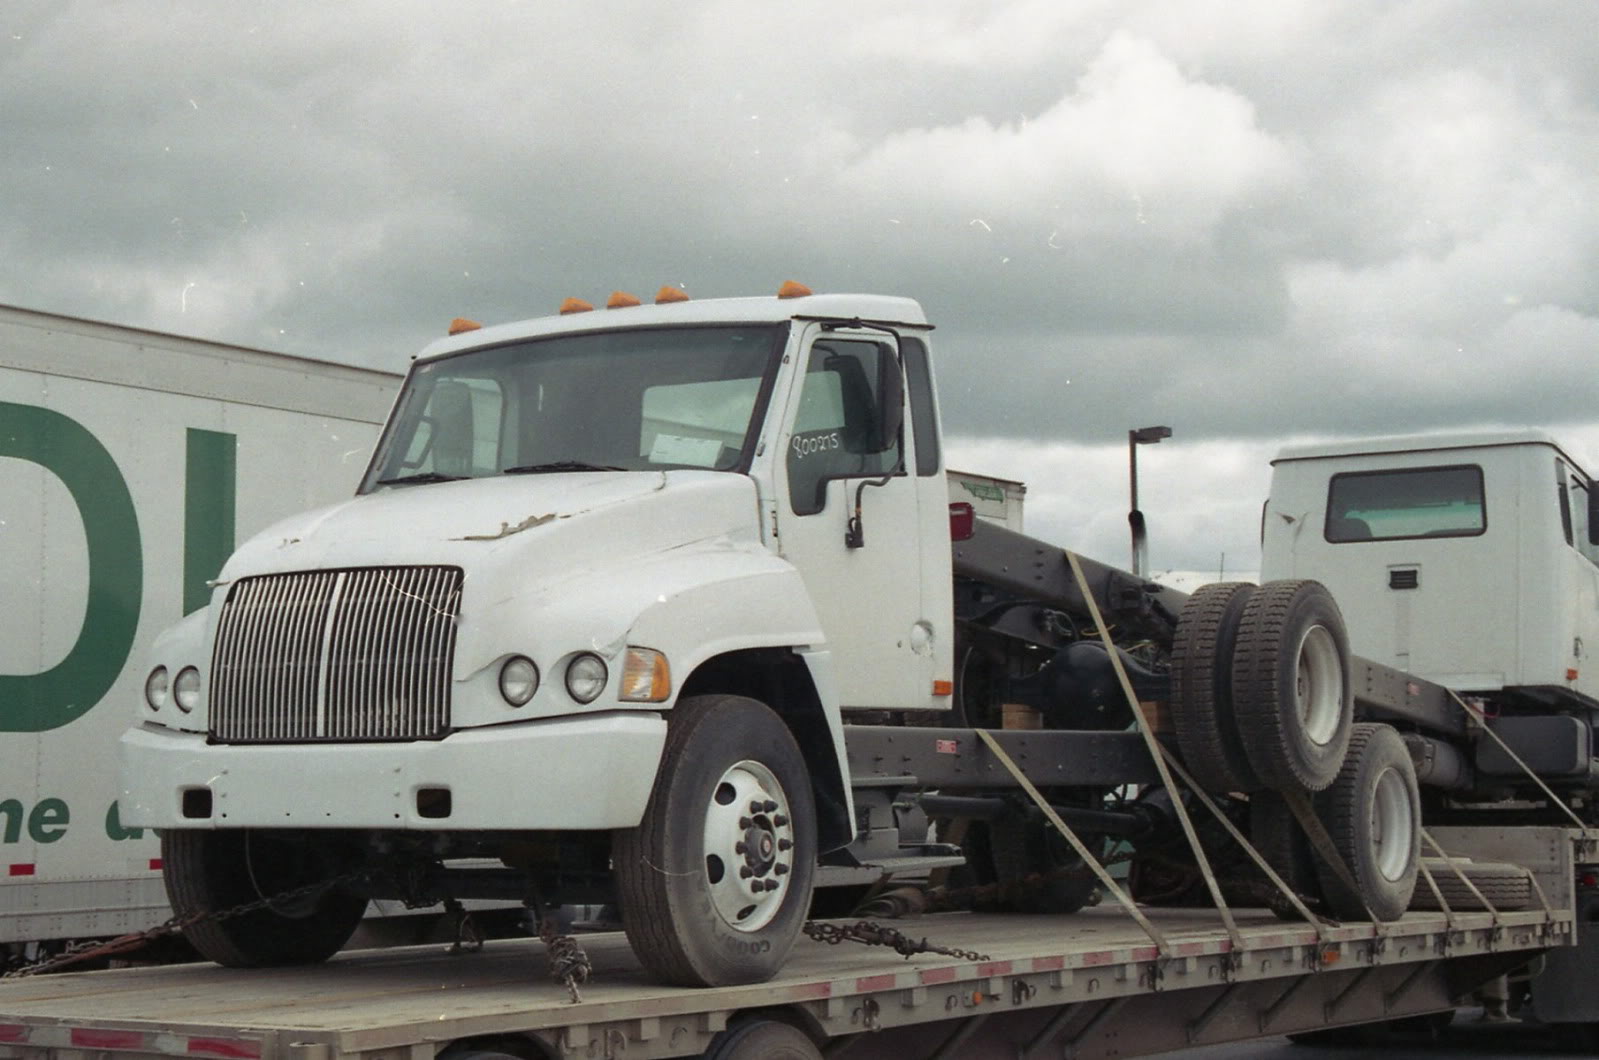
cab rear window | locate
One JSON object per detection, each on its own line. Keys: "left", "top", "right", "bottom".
{"left": 1325, "top": 465, "right": 1485, "bottom": 542}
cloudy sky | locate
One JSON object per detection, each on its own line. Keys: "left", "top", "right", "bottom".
{"left": 4, "top": 1, "right": 1597, "bottom": 575}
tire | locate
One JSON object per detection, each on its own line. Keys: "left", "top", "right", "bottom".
{"left": 1312, "top": 723, "right": 1421, "bottom": 921}
{"left": 1411, "top": 859, "right": 1533, "bottom": 911}
{"left": 613, "top": 695, "right": 816, "bottom": 987}
{"left": 1170, "top": 583, "right": 1261, "bottom": 793}
{"left": 1249, "top": 792, "right": 1321, "bottom": 920}
{"left": 703, "top": 1019, "right": 823, "bottom": 1060}
{"left": 1231, "top": 580, "right": 1353, "bottom": 792}
{"left": 161, "top": 829, "right": 367, "bottom": 967}
{"left": 984, "top": 807, "right": 1100, "bottom": 914}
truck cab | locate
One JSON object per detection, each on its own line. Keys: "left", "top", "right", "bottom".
{"left": 1261, "top": 429, "right": 1599, "bottom": 709}
{"left": 119, "top": 285, "right": 957, "bottom": 986}
{"left": 1261, "top": 429, "right": 1599, "bottom": 803}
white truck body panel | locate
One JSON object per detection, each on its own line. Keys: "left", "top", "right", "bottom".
{"left": 1261, "top": 429, "right": 1599, "bottom": 699}
{"left": 0, "top": 304, "right": 396, "bottom": 944}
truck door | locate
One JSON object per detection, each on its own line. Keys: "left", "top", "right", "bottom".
{"left": 772, "top": 327, "right": 938, "bottom": 710}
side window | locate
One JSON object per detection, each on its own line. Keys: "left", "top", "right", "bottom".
{"left": 1558, "top": 460, "right": 1575, "bottom": 547}
{"left": 903, "top": 338, "right": 940, "bottom": 477}
{"left": 787, "top": 339, "right": 902, "bottom": 515}
{"left": 1565, "top": 466, "right": 1599, "bottom": 567}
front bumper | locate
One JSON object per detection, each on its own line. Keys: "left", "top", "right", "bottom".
{"left": 119, "top": 712, "right": 667, "bottom": 831}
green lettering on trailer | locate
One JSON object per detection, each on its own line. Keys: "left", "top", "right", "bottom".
{"left": 185, "top": 428, "right": 236, "bottom": 614}
{"left": 0, "top": 402, "right": 142, "bottom": 732}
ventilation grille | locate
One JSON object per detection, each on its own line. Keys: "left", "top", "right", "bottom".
{"left": 209, "top": 567, "right": 463, "bottom": 742}
{"left": 1389, "top": 568, "right": 1420, "bottom": 590}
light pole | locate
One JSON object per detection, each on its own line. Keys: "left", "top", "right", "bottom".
{"left": 1128, "top": 425, "right": 1171, "bottom": 577}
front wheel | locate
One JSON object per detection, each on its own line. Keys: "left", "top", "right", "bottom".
{"left": 162, "top": 830, "right": 367, "bottom": 967}
{"left": 613, "top": 695, "right": 817, "bottom": 986}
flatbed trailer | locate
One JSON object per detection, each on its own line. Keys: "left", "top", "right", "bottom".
{"left": 0, "top": 828, "right": 1579, "bottom": 1060}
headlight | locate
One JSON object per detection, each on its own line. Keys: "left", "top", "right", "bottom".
{"left": 498, "top": 655, "right": 540, "bottom": 706}
{"left": 174, "top": 667, "right": 201, "bottom": 713}
{"left": 144, "top": 667, "right": 169, "bottom": 710}
{"left": 565, "top": 653, "right": 608, "bottom": 704}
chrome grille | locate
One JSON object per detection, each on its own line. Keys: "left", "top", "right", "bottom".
{"left": 210, "top": 567, "right": 463, "bottom": 742}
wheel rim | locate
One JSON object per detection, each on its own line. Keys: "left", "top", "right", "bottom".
{"left": 1370, "top": 765, "right": 1415, "bottom": 882}
{"left": 702, "top": 759, "right": 796, "bottom": 932}
{"left": 1294, "top": 624, "right": 1344, "bottom": 746}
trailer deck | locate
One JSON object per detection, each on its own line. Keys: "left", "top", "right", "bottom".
{"left": 0, "top": 902, "right": 1570, "bottom": 1060}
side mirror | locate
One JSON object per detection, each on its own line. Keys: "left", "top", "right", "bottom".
{"left": 874, "top": 347, "right": 905, "bottom": 453}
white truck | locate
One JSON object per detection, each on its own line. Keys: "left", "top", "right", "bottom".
{"left": 5, "top": 284, "right": 1581, "bottom": 1056}
{"left": 0, "top": 304, "right": 396, "bottom": 964}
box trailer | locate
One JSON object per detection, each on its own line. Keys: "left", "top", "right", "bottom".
{"left": 0, "top": 304, "right": 397, "bottom": 960}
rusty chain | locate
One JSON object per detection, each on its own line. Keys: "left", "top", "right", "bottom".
{"left": 803, "top": 919, "right": 989, "bottom": 962}
{"left": 538, "top": 917, "right": 592, "bottom": 1003}
{"left": 3, "top": 869, "right": 371, "bottom": 979}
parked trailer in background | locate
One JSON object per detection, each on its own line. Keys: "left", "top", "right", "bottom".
{"left": 0, "top": 305, "right": 397, "bottom": 961}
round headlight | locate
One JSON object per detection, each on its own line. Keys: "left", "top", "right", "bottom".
{"left": 174, "top": 667, "right": 201, "bottom": 713}
{"left": 565, "top": 653, "right": 608, "bottom": 704}
{"left": 499, "top": 655, "right": 540, "bottom": 706}
{"left": 144, "top": 666, "right": 169, "bottom": 710}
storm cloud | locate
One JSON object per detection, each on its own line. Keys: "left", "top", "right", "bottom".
{"left": 3, "top": 1, "right": 1596, "bottom": 570}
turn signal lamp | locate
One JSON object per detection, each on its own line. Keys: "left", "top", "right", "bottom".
{"left": 620, "top": 647, "right": 672, "bottom": 702}
{"left": 448, "top": 317, "right": 482, "bottom": 335}
{"left": 655, "top": 286, "right": 690, "bottom": 304}
{"left": 777, "top": 280, "right": 813, "bottom": 299}
{"left": 607, "top": 291, "right": 641, "bottom": 309}
{"left": 560, "top": 297, "right": 594, "bottom": 315}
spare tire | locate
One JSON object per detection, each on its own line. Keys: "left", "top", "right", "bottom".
{"left": 1231, "top": 580, "right": 1353, "bottom": 793}
{"left": 1411, "top": 859, "right": 1534, "bottom": 911}
{"left": 1170, "top": 582, "right": 1261, "bottom": 794}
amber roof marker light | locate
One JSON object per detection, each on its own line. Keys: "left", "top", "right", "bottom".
{"left": 777, "top": 280, "right": 814, "bottom": 299}
{"left": 448, "top": 318, "right": 482, "bottom": 335}
{"left": 655, "top": 286, "right": 690, "bottom": 304}
{"left": 607, "top": 291, "right": 642, "bottom": 309}
{"left": 559, "top": 297, "right": 594, "bottom": 314}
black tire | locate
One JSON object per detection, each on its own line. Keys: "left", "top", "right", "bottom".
{"left": 161, "top": 830, "right": 367, "bottom": 967}
{"left": 1249, "top": 792, "right": 1321, "bottom": 920}
{"left": 1411, "top": 859, "right": 1534, "bottom": 911}
{"left": 984, "top": 808, "right": 1100, "bottom": 914}
{"left": 1231, "top": 580, "right": 1353, "bottom": 793}
{"left": 1312, "top": 723, "right": 1421, "bottom": 921}
{"left": 613, "top": 695, "right": 816, "bottom": 987}
{"left": 703, "top": 1019, "right": 823, "bottom": 1060}
{"left": 1170, "top": 583, "right": 1261, "bottom": 793}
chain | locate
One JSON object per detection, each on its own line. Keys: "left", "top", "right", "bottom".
{"left": 3, "top": 869, "right": 371, "bottom": 979}
{"left": 803, "top": 920, "right": 989, "bottom": 962}
{"left": 538, "top": 917, "right": 592, "bottom": 1003}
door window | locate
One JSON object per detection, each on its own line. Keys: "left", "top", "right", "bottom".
{"left": 787, "top": 339, "right": 902, "bottom": 516}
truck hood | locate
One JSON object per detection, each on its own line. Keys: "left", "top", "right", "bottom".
{"left": 219, "top": 471, "right": 765, "bottom": 585}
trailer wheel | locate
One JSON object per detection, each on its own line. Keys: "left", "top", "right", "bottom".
{"left": 1170, "top": 582, "right": 1261, "bottom": 793}
{"left": 1410, "top": 858, "right": 1533, "bottom": 911}
{"left": 1249, "top": 792, "right": 1321, "bottom": 921}
{"left": 613, "top": 695, "right": 816, "bottom": 987}
{"left": 703, "top": 1019, "right": 822, "bottom": 1060}
{"left": 1231, "top": 580, "right": 1353, "bottom": 792}
{"left": 1313, "top": 723, "right": 1421, "bottom": 921}
{"left": 161, "top": 829, "right": 366, "bottom": 967}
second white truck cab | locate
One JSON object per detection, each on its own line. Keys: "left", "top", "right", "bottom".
{"left": 1262, "top": 429, "right": 1599, "bottom": 705}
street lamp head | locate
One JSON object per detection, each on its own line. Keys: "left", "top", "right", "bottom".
{"left": 1130, "top": 425, "right": 1173, "bottom": 445}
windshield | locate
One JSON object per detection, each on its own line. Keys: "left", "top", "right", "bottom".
{"left": 361, "top": 324, "right": 786, "bottom": 491}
